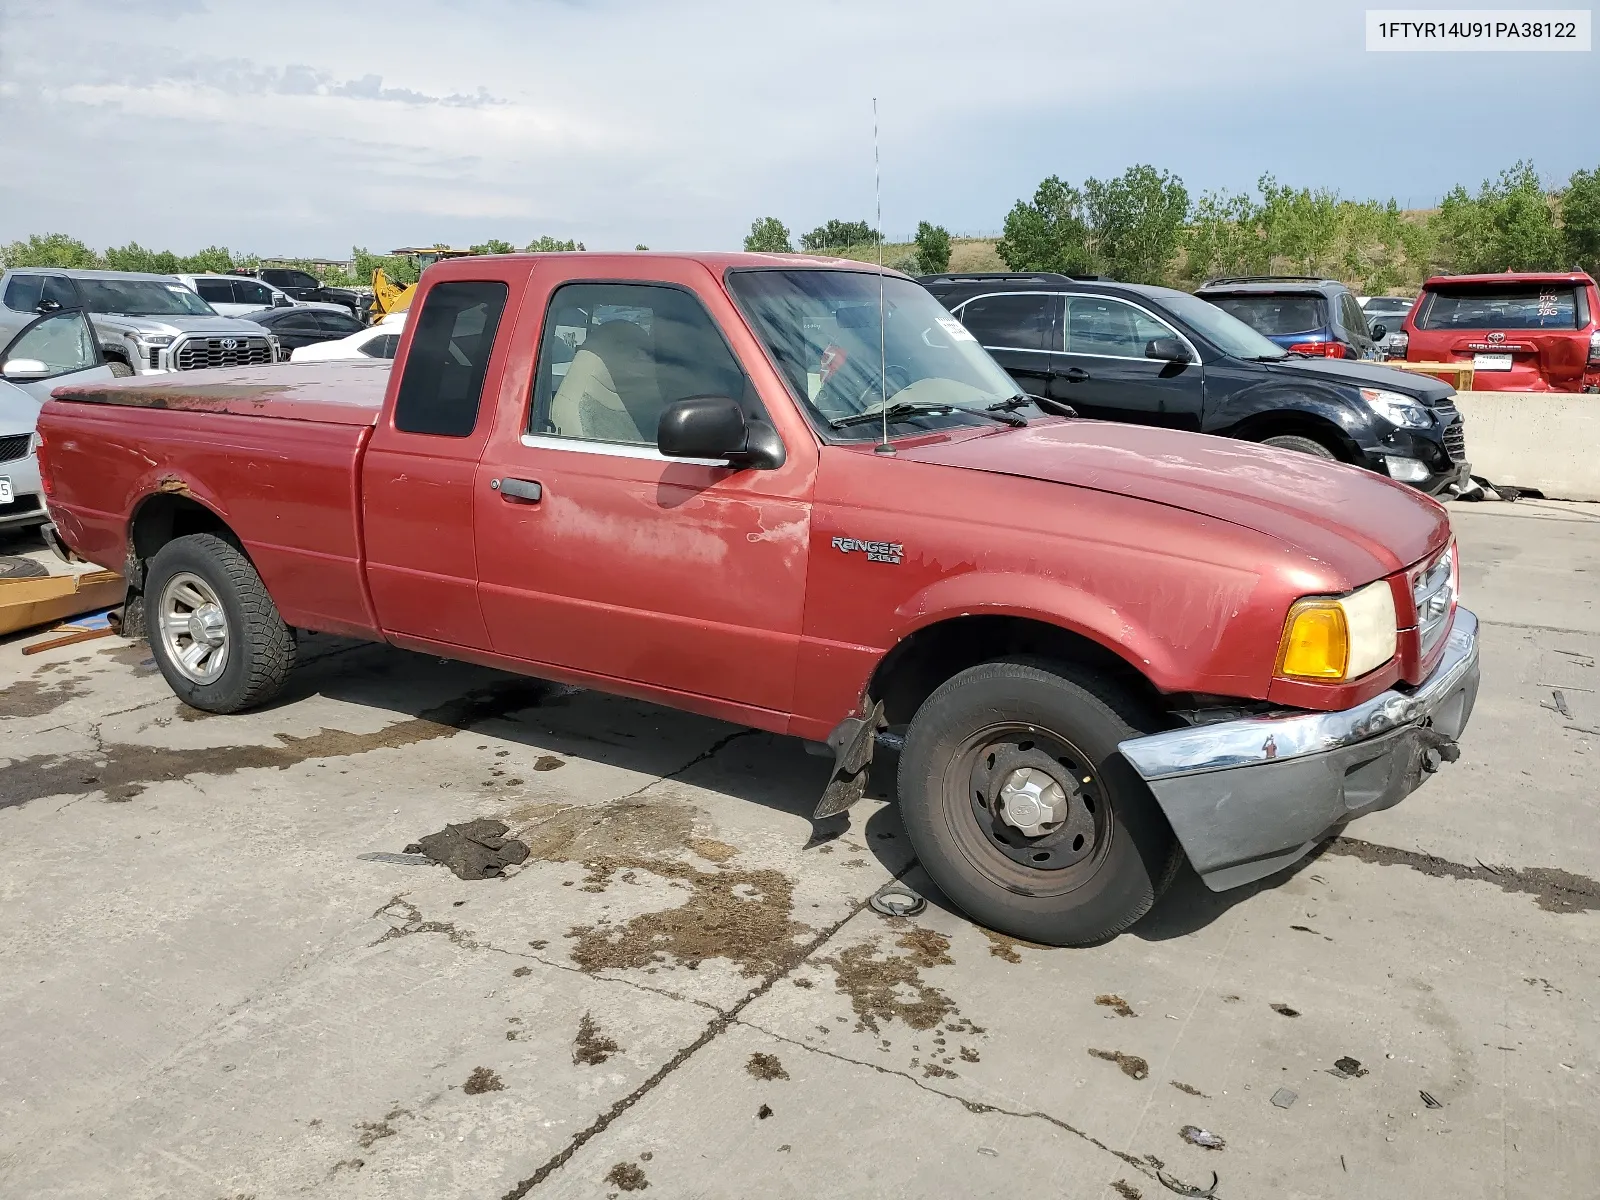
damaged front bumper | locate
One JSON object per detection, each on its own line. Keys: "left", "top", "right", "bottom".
{"left": 1118, "top": 607, "right": 1480, "bottom": 892}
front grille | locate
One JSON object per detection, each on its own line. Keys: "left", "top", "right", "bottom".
{"left": 1413, "top": 543, "right": 1456, "bottom": 658}
{"left": 1442, "top": 418, "right": 1466, "bottom": 463}
{"left": 148, "top": 346, "right": 161, "bottom": 370}
{"left": 0, "top": 434, "right": 31, "bottom": 463}
{"left": 173, "top": 335, "right": 273, "bottom": 371}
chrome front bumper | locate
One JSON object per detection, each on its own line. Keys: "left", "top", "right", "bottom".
{"left": 1118, "top": 608, "right": 1480, "bottom": 891}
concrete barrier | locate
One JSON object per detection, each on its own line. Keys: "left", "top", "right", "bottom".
{"left": 1454, "top": 391, "right": 1600, "bottom": 502}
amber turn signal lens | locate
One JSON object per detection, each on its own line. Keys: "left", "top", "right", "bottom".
{"left": 1277, "top": 600, "right": 1349, "bottom": 680}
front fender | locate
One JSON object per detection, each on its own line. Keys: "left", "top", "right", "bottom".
{"left": 890, "top": 570, "right": 1188, "bottom": 690}
{"left": 1208, "top": 382, "right": 1381, "bottom": 452}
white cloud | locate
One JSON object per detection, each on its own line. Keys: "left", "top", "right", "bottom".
{"left": 0, "top": 0, "right": 1589, "bottom": 256}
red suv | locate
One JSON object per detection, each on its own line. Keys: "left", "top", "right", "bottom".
{"left": 1404, "top": 271, "right": 1600, "bottom": 392}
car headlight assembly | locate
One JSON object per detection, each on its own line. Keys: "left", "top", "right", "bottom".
{"left": 1276, "top": 579, "right": 1398, "bottom": 682}
{"left": 138, "top": 334, "right": 174, "bottom": 347}
{"left": 1360, "top": 387, "right": 1431, "bottom": 429}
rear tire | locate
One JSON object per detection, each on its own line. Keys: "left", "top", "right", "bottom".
{"left": 107, "top": 360, "right": 134, "bottom": 378}
{"left": 145, "top": 533, "right": 296, "bottom": 713}
{"left": 897, "top": 659, "right": 1178, "bottom": 946}
{"left": 1261, "top": 433, "right": 1336, "bottom": 460}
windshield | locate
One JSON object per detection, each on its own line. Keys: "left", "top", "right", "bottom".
{"left": 1416, "top": 285, "right": 1580, "bottom": 331}
{"left": 727, "top": 270, "right": 1023, "bottom": 440}
{"left": 77, "top": 278, "right": 216, "bottom": 317}
{"left": 1159, "top": 291, "right": 1288, "bottom": 359}
{"left": 1364, "top": 300, "right": 1413, "bottom": 323}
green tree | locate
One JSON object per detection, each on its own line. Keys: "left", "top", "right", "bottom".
{"left": 913, "top": 221, "right": 951, "bottom": 274}
{"left": 353, "top": 246, "right": 420, "bottom": 286}
{"left": 1258, "top": 175, "right": 1341, "bottom": 275}
{"left": 1182, "top": 189, "right": 1267, "bottom": 282}
{"left": 799, "top": 219, "right": 877, "bottom": 252}
{"left": 469, "top": 238, "right": 517, "bottom": 255}
{"left": 1082, "top": 164, "right": 1188, "bottom": 284}
{"left": 635, "top": 243, "right": 650, "bottom": 251}
{"left": 1433, "top": 161, "right": 1563, "bottom": 273}
{"left": 1560, "top": 165, "right": 1600, "bottom": 276}
{"left": 524, "top": 235, "right": 584, "bottom": 252}
{"left": 1, "top": 232, "right": 100, "bottom": 269}
{"left": 996, "top": 176, "right": 1093, "bottom": 274}
{"left": 743, "top": 217, "right": 793, "bottom": 253}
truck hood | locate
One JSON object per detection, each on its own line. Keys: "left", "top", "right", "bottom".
{"left": 92, "top": 314, "right": 271, "bottom": 337}
{"left": 898, "top": 420, "right": 1449, "bottom": 583}
{"left": 1253, "top": 356, "right": 1456, "bottom": 404}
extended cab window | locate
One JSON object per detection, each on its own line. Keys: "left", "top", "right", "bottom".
{"left": 958, "top": 294, "right": 1057, "bottom": 350}
{"left": 530, "top": 283, "right": 754, "bottom": 447}
{"left": 1065, "top": 296, "right": 1176, "bottom": 358}
{"left": 194, "top": 279, "right": 235, "bottom": 304}
{"left": 393, "top": 281, "right": 508, "bottom": 436}
{"left": 1416, "top": 285, "right": 1580, "bottom": 331}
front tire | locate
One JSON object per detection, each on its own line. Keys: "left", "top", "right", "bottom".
{"left": 1261, "top": 433, "right": 1336, "bottom": 459}
{"left": 145, "top": 533, "right": 296, "bottom": 713}
{"left": 897, "top": 660, "right": 1178, "bottom": 946}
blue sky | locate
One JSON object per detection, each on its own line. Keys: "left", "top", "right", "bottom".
{"left": 0, "top": 0, "right": 1594, "bottom": 257}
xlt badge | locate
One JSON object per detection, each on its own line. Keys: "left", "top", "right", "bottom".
{"left": 832, "top": 536, "right": 903, "bottom": 565}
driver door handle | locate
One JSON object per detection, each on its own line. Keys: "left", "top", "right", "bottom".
{"left": 1057, "top": 366, "right": 1091, "bottom": 383}
{"left": 492, "top": 477, "right": 543, "bottom": 503}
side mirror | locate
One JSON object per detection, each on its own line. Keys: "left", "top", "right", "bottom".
{"left": 657, "top": 396, "right": 784, "bottom": 469}
{"left": 1369, "top": 323, "right": 1387, "bottom": 340}
{"left": 1144, "top": 336, "right": 1190, "bottom": 363}
{"left": 36, "top": 299, "right": 61, "bottom": 315}
{"left": 2, "top": 358, "right": 50, "bottom": 380}
{"left": 273, "top": 294, "right": 293, "bottom": 308}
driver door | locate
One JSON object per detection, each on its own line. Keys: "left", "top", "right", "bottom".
{"left": 0, "top": 309, "right": 116, "bottom": 403}
{"left": 474, "top": 271, "right": 815, "bottom": 716}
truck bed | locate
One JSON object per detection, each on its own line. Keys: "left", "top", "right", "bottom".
{"left": 42, "top": 362, "right": 389, "bottom": 640}
{"left": 52, "top": 361, "right": 388, "bottom": 425}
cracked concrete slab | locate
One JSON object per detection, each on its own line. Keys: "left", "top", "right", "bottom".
{"left": 2, "top": 506, "right": 1598, "bottom": 1198}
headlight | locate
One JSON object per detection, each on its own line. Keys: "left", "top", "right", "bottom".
{"left": 138, "top": 334, "right": 174, "bottom": 347}
{"left": 1361, "top": 387, "right": 1430, "bottom": 429}
{"left": 1276, "top": 579, "right": 1398, "bottom": 682}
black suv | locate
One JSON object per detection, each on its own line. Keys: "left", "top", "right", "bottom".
{"left": 246, "top": 268, "right": 364, "bottom": 322}
{"left": 921, "top": 272, "right": 1467, "bottom": 494}
{"left": 1193, "top": 276, "right": 1382, "bottom": 360}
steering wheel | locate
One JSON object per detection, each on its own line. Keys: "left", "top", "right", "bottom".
{"left": 855, "top": 364, "right": 913, "bottom": 408}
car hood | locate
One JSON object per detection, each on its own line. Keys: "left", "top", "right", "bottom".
{"left": 0, "top": 378, "right": 42, "bottom": 437}
{"left": 1253, "top": 355, "right": 1455, "bottom": 404}
{"left": 91, "top": 314, "right": 271, "bottom": 337}
{"left": 898, "top": 420, "right": 1449, "bottom": 584}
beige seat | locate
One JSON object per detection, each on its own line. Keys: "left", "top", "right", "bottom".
{"left": 548, "top": 320, "right": 663, "bottom": 443}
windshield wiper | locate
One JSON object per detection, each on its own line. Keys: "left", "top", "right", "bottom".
{"left": 989, "top": 393, "right": 1076, "bottom": 419}
{"left": 831, "top": 401, "right": 1025, "bottom": 430}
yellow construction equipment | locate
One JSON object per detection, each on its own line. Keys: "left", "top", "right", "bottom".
{"left": 368, "top": 247, "right": 477, "bottom": 321}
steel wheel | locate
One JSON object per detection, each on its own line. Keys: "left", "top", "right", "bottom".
{"left": 949, "top": 722, "right": 1113, "bottom": 896}
{"left": 157, "top": 570, "right": 230, "bottom": 685}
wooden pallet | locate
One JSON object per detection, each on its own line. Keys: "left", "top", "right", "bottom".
{"left": 0, "top": 570, "right": 123, "bottom": 637}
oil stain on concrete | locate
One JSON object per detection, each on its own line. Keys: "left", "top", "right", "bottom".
{"left": 0, "top": 677, "right": 90, "bottom": 719}
{"left": 0, "top": 679, "right": 552, "bottom": 810}
{"left": 572, "top": 1013, "right": 621, "bottom": 1066}
{"left": 1088, "top": 1048, "right": 1150, "bottom": 1081}
{"left": 821, "top": 926, "right": 965, "bottom": 1034}
{"left": 510, "top": 795, "right": 811, "bottom": 978}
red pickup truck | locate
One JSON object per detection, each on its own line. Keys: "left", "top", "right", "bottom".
{"left": 36, "top": 253, "right": 1480, "bottom": 945}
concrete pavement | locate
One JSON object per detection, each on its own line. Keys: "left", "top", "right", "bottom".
{"left": 1, "top": 499, "right": 1596, "bottom": 1199}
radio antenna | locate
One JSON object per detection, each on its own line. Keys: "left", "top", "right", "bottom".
{"left": 872, "top": 96, "right": 894, "bottom": 456}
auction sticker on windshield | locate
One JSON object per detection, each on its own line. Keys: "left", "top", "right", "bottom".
{"left": 1473, "top": 353, "right": 1514, "bottom": 371}
{"left": 936, "top": 316, "right": 976, "bottom": 342}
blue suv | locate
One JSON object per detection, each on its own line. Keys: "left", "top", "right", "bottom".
{"left": 1194, "top": 276, "right": 1384, "bottom": 361}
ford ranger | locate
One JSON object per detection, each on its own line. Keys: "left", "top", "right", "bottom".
{"left": 35, "top": 252, "right": 1480, "bottom": 946}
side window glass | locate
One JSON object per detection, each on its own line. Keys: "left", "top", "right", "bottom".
{"left": 41, "top": 277, "right": 79, "bottom": 310}
{"left": 4, "top": 275, "right": 44, "bottom": 313}
{"left": 314, "top": 310, "right": 361, "bottom": 334}
{"left": 236, "top": 280, "right": 274, "bottom": 307}
{"left": 393, "top": 281, "right": 508, "bottom": 437}
{"left": 1065, "top": 297, "right": 1173, "bottom": 358}
{"left": 530, "top": 283, "right": 754, "bottom": 447}
{"left": 1345, "top": 294, "right": 1371, "bottom": 338}
{"left": 3, "top": 310, "right": 100, "bottom": 378}
{"left": 361, "top": 333, "right": 400, "bottom": 359}
{"left": 194, "top": 279, "right": 235, "bottom": 304}
{"left": 957, "top": 294, "right": 1053, "bottom": 350}
{"left": 291, "top": 272, "right": 319, "bottom": 291}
